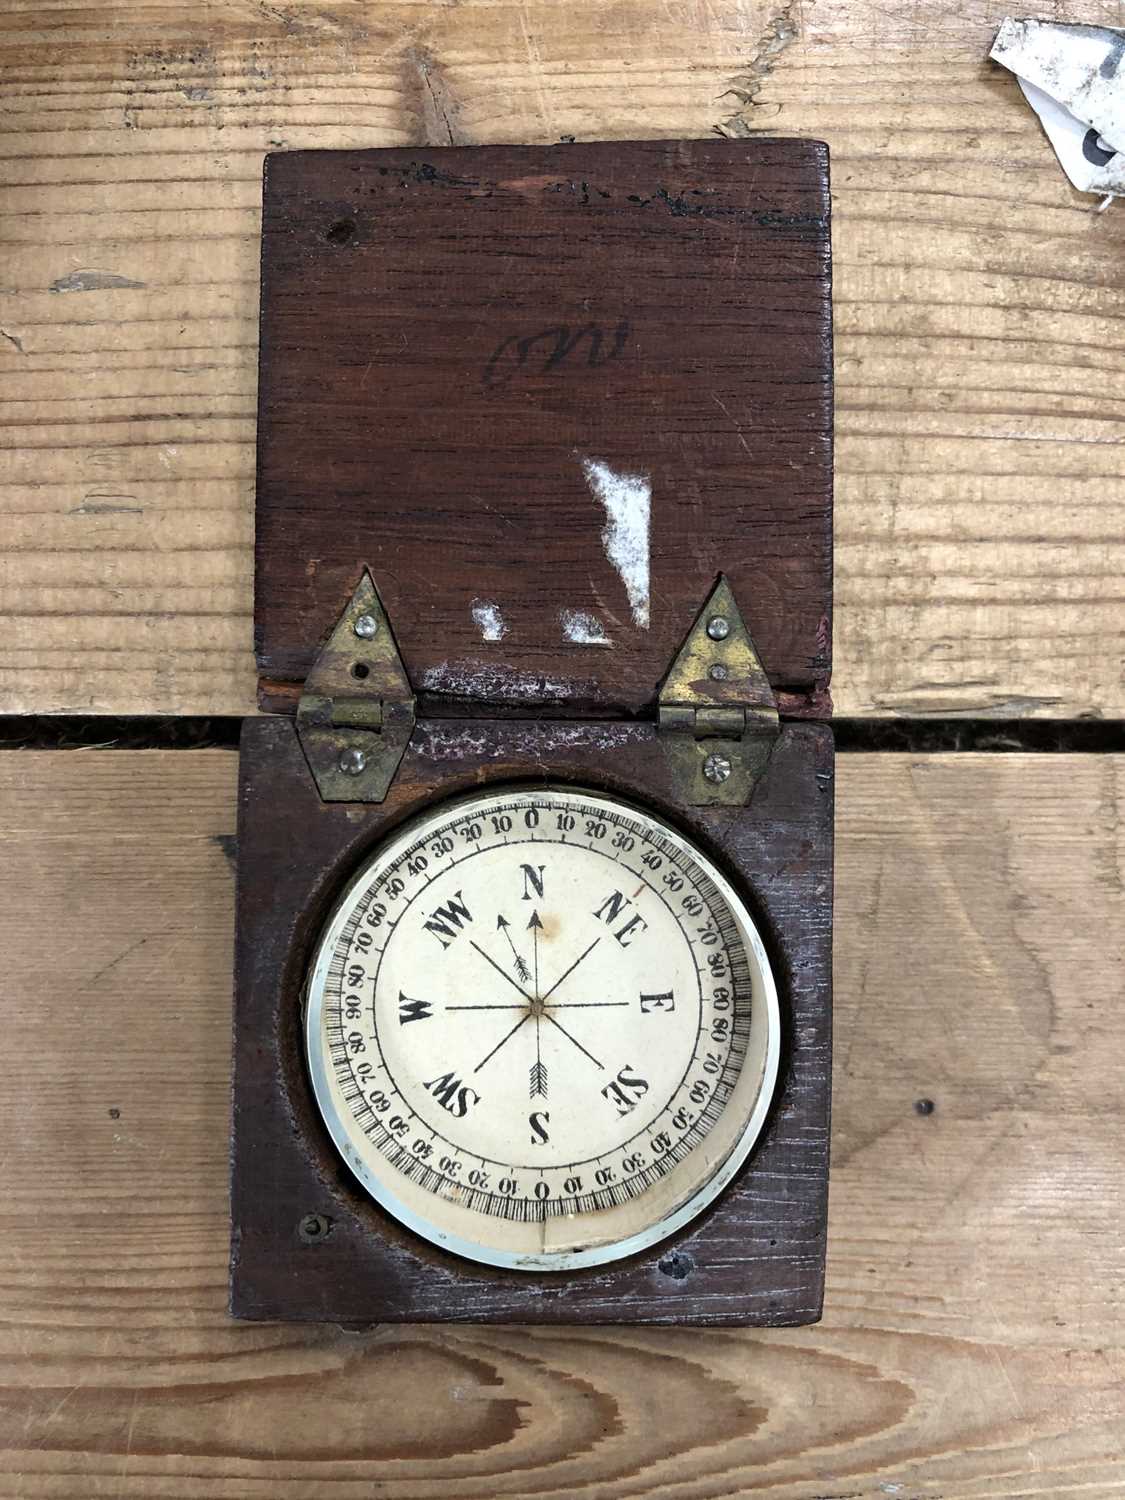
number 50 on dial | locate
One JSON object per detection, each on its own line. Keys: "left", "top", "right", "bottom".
{"left": 304, "top": 786, "right": 781, "bottom": 1270}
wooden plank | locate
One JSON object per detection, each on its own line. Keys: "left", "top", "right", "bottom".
{"left": 1, "top": 2, "right": 1124, "bottom": 719}
{"left": 0, "top": 748, "right": 1121, "bottom": 1494}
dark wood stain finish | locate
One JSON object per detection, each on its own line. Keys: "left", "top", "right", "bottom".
{"left": 231, "top": 716, "right": 833, "bottom": 1325}
{"left": 236, "top": 137, "right": 834, "bottom": 1325}
{"left": 255, "top": 139, "right": 832, "bottom": 716}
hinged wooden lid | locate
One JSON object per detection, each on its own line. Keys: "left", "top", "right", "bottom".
{"left": 255, "top": 138, "right": 832, "bottom": 718}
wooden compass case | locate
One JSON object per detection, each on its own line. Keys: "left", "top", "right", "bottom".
{"left": 231, "top": 138, "right": 834, "bottom": 1327}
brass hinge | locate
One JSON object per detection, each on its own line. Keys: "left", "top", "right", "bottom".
{"left": 657, "top": 576, "right": 779, "bottom": 806}
{"left": 296, "top": 571, "right": 415, "bottom": 802}
{"left": 297, "top": 570, "right": 776, "bottom": 807}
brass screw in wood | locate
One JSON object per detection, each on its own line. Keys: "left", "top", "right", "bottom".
{"left": 703, "top": 753, "right": 732, "bottom": 784}
{"left": 298, "top": 1213, "right": 332, "bottom": 1243}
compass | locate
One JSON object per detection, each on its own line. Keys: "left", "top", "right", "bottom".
{"left": 231, "top": 135, "right": 834, "bottom": 1326}
{"left": 304, "top": 786, "right": 780, "bottom": 1270}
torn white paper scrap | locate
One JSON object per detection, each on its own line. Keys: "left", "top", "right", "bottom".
{"left": 991, "top": 19, "right": 1125, "bottom": 148}
{"left": 1018, "top": 77, "right": 1125, "bottom": 195}
{"left": 991, "top": 18, "right": 1125, "bottom": 197}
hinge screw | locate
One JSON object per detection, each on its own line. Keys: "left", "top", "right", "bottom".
{"left": 706, "top": 615, "right": 730, "bottom": 641}
{"left": 709, "top": 663, "right": 729, "bottom": 681}
{"left": 338, "top": 747, "right": 367, "bottom": 775}
{"left": 703, "top": 752, "right": 732, "bottom": 784}
{"left": 353, "top": 613, "right": 378, "bottom": 639}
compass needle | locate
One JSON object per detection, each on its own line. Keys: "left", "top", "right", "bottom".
{"left": 303, "top": 787, "right": 780, "bottom": 1271}
{"left": 528, "top": 909, "right": 543, "bottom": 1001}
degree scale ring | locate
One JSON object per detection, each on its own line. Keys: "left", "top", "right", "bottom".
{"left": 304, "top": 785, "right": 780, "bottom": 1270}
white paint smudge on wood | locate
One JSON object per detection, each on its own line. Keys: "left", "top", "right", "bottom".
{"left": 579, "top": 455, "right": 651, "bottom": 628}
{"left": 560, "top": 608, "right": 611, "bottom": 646}
{"left": 417, "top": 720, "right": 643, "bottom": 760}
{"left": 421, "top": 661, "right": 576, "bottom": 701}
{"left": 470, "top": 599, "right": 508, "bottom": 641}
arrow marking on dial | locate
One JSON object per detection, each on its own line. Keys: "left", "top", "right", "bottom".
{"left": 497, "top": 914, "right": 532, "bottom": 983}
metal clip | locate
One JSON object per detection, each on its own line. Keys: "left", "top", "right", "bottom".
{"left": 657, "top": 575, "right": 779, "bottom": 806}
{"left": 296, "top": 572, "right": 414, "bottom": 802}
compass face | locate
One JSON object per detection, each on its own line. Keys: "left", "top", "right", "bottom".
{"left": 304, "top": 786, "right": 780, "bottom": 1270}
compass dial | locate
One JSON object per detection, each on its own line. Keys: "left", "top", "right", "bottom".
{"left": 304, "top": 786, "right": 780, "bottom": 1270}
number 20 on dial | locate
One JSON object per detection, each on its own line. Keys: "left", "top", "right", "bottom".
{"left": 304, "top": 786, "right": 781, "bottom": 1270}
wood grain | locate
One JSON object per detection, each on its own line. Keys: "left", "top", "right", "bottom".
{"left": 1, "top": 749, "right": 1122, "bottom": 1495}
{"left": 2, "top": 1, "right": 1124, "bottom": 719}
{"left": 254, "top": 138, "right": 832, "bottom": 712}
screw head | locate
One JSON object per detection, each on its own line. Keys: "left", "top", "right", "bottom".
{"left": 298, "top": 1212, "right": 332, "bottom": 1243}
{"left": 338, "top": 746, "right": 367, "bottom": 776}
{"left": 706, "top": 615, "right": 730, "bottom": 641}
{"left": 353, "top": 613, "right": 378, "bottom": 640}
{"left": 703, "top": 752, "right": 732, "bottom": 784}
{"left": 658, "top": 1249, "right": 695, "bottom": 1280}
{"left": 709, "top": 663, "right": 728, "bottom": 681}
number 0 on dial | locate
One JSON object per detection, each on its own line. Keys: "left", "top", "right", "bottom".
{"left": 304, "top": 786, "right": 781, "bottom": 1270}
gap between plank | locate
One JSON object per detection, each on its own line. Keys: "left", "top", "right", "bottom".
{"left": 0, "top": 717, "right": 1122, "bottom": 754}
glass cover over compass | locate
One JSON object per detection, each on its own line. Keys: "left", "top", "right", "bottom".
{"left": 304, "top": 785, "right": 780, "bottom": 1270}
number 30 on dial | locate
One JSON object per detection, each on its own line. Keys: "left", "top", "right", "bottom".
{"left": 304, "top": 786, "right": 781, "bottom": 1270}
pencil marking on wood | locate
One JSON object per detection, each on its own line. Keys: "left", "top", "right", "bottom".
{"left": 408, "top": 46, "right": 468, "bottom": 148}
{"left": 580, "top": 456, "right": 651, "bottom": 628}
{"left": 71, "top": 495, "right": 143, "bottom": 516}
{"left": 483, "top": 320, "right": 629, "bottom": 387}
{"left": 86, "top": 936, "right": 149, "bottom": 989}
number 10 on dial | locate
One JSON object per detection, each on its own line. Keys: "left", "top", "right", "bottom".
{"left": 304, "top": 786, "right": 780, "bottom": 1270}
